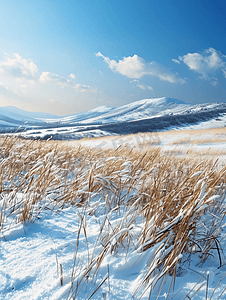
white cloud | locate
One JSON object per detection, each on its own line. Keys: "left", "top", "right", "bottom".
{"left": 96, "top": 52, "right": 145, "bottom": 79}
{"left": 179, "top": 48, "right": 226, "bottom": 80}
{"left": 137, "top": 84, "right": 146, "bottom": 90}
{"left": 0, "top": 53, "right": 38, "bottom": 79}
{"left": 39, "top": 72, "right": 69, "bottom": 87}
{"left": 130, "top": 79, "right": 139, "bottom": 83}
{"left": 96, "top": 52, "right": 184, "bottom": 83}
{"left": 69, "top": 74, "right": 76, "bottom": 79}
{"left": 211, "top": 77, "right": 219, "bottom": 86}
{"left": 172, "top": 58, "right": 180, "bottom": 64}
{"left": 130, "top": 79, "right": 154, "bottom": 91}
{"left": 0, "top": 53, "right": 76, "bottom": 88}
{"left": 73, "top": 84, "right": 97, "bottom": 93}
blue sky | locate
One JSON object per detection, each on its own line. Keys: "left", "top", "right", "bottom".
{"left": 0, "top": 0, "right": 226, "bottom": 115}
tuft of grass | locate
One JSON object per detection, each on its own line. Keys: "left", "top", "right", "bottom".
{"left": 0, "top": 136, "right": 226, "bottom": 298}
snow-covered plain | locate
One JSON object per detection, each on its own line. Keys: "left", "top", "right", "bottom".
{"left": 1, "top": 129, "right": 226, "bottom": 300}
{"left": 1, "top": 195, "right": 226, "bottom": 300}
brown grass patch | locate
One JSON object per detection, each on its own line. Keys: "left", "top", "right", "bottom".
{"left": 0, "top": 136, "right": 225, "bottom": 298}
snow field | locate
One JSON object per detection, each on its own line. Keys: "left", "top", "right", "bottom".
{"left": 0, "top": 136, "right": 226, "bottom": 299}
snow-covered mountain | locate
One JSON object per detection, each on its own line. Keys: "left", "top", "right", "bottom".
{"left": 1, "top": 97, "right": 226, "bottom": 139}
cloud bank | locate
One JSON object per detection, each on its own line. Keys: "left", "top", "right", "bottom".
{"left": 39, "top": 72, "right": 69, "bottom": 87}
{"left": 0, "top": 53, "right": 99, "bottom": 114}
{"left": 96, "top": 52, "right": 184, "bottom": 83}
{"left": 69, "top": 74, "right": 76, "bottom": 79}
{"left": 172, "top": 58, "right": 180, "bottom": 64}
{"left": 130, "top": 79, "right": 153, "bottom": 91}
{"left": 179, "top": 48, "right": 226, "bottom": 80}
{"left": 0, "top": 53, "right": 38, "bottom": 80}
{"left": 73, "top": 84, "right": 97, "bottom": 93}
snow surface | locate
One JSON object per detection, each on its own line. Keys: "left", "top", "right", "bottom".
{"left": 1, "top": 192, "right": 226, "bottom": 300}
{"left": 1, "top": 131, "right": 226, "bottom": 299}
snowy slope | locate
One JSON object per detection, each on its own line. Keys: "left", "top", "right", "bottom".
{"left": 0, "top": 106, "right": 60, "bottom": 128}
{"left": 1, "top": 97, "right": 226, "bottom": 139}
{"left": 64, "top": 98, "right": 189, "bottom": 124}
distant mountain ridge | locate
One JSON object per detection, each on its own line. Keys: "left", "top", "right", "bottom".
{"left": 0, "top": 106, "right": 59, "bottom": 121}
{"left": 0, "top": 97, "right": 226, "bottom": 139}
{"left": 0, "top": 97, "right": 188, "bottom": 126}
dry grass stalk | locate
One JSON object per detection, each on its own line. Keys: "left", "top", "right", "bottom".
{"left": 0, "top": 136, "right": 225, "bottom": 298}
{"left": 60, "top": 263, "right": 63, "bottom": 286}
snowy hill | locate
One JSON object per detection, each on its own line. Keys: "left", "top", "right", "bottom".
{"left": 1, "top": 97, "right": 226, "bottom": 139}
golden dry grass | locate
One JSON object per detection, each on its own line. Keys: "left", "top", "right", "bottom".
{"left": 67, "top": 127, "right": 226, "bottom": 162}
{"left": 70, "top": 126, "right": 226, "bottom": 144}
{"left": 157, "top": 126, "right": 226, "bottom": 137}
{"left": 0, "top": 135, "right": 225, "bottom": 298}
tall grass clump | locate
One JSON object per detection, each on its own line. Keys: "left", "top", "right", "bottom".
{"left": 0, "top": 136, "right": 225, "bottom": 298}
